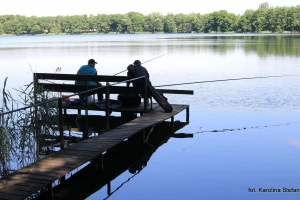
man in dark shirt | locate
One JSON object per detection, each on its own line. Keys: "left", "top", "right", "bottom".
{"left": 127, "top": 60, "right": 150, "bottom": 104}
{"left": 127, "top": 60, "right": 150, "bottom": 86}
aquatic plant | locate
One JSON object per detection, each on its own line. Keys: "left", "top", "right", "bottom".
{"left": 0, "top": 76, "right": 59, "bottom": 177}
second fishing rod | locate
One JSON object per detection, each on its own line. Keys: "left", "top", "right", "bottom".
{"left": 113, "top": 53, "right": 168, "bottom": 76}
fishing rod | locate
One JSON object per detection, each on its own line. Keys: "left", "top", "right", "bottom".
{"left": 154, "top": 75, "right": 300, "bottom": 88}
{"left": 113, "top": 53, "right": 168, "bottom": 76}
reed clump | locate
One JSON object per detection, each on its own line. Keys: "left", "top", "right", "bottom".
{"left": 0, "top": 76, "right": 59, "bottom": 177}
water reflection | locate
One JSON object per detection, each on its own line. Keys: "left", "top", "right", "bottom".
{"left": 1, "top": 34, "right": 300, "bottom": 57}
{"left": 34, "top": 121, "right": 189, "bottom": 200}
{"left": 0, "top": 34, "right": 300, "bottom": 200}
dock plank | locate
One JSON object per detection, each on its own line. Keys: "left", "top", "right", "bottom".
{"left": 0, "top": 104, "right": 188, "bottom": 200}
{"left": 0, "top": 192, "right": 24, "bottom": 200}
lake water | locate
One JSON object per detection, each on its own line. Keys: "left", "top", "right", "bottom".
{"left": 1, "top": 34, "right": 300, "bottom": 200}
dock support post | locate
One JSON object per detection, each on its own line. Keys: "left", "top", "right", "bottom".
{"left": 58, "top": 99, "right": 64, "bottom": 150}
{"left": 143, "top": 129, "right": 146, "bottom": 153}
{"left": 94, "top": 158, "right": 99, "bottom": 177}
{"left": 47, "top": 185, "right": 53, "bottom": 200}
{"left": 99, "top": 154, "right": 104, "bottom": 170}
{"left": 171, "top": 116, "right": 174, "bottom": 133}
{"left": 99, "top": 154, "right": 104, "bottom": 181}
{"left": 105, "top": 82, "right": 110, "bottom": 131}
{"left": 83, "top": 76, "right": 89, "bottom": 140}
{"left": 186, "top": 106, "right": 190, "bottom": 123}
{"left": 107, "top": 182, "right": 111, "bottom": 195}
{"left": 145, "top": 125, "right": 155, "bottom": 143}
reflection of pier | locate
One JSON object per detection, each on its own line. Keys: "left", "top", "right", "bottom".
{"left": 0, "top": 105, "right": 189, "bottom": 200}
{"left": 36, "top": 121, "right": 190, "bottom": 200}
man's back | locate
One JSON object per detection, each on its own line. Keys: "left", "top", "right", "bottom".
{"left": 134, "top": 65, "right": 149, "bottom": 80}
{"left": 75, "top": 64, "right": 98, "bottom": 85}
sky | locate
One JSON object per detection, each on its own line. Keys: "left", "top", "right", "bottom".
{"left": 1, "top": 0, "right": 299, "bottom": 17}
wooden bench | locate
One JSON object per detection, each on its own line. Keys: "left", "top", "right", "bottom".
{"left": 33, "top": 73, "right": 193, "bottom": 140}
{"left": 34, "top": 73, "right": 151, "bottom": 113}
{"left": 34, "top": 73, "right": 193, "bottom": 112}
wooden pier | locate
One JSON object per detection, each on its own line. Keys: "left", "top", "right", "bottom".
{"left": 0, "top": 104, "right": 189, "bottom": 200}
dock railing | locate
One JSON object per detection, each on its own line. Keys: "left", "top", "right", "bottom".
{"left": 0, "top": 75, "right": 148, "bottom": 150}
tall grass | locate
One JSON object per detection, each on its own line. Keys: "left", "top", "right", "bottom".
{"left": 0, "top": 76, "right": 59, "bottom": 177}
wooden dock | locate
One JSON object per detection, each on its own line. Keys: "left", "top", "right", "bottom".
{"left": 0, "top": 104, "right": 189, "bottom": 200}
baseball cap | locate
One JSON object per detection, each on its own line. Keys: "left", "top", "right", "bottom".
{"left": 88, "top": 59, "right": 98, "bottom": 64}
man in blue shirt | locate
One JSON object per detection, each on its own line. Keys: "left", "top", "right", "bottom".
{"left": 75, "top": 59, "right": 103, "bottom": 101}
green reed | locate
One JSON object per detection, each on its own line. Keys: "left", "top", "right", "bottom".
{"left": 0, "top": 76, "right": 59, "bottom": 176}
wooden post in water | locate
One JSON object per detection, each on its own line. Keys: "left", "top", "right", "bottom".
{"left": 83, "top": 76, "right": 89, "bottom": 140}
{"left": 47, "top": 184, "right": 53, "bottom": 200}
{"left": 107, "top": 182, "right": 111, "bottom": 195}
{"left": 171, "top": 116, "right": 174, "bottom": 133}
{"left": 186, "top": 106, "right": 190, "bottom": 123}
{"left": 58, "top": 98, "right": 64, "bottom": 150}
{"left": 105, "top": 82, "right": 110, "bottom": 131}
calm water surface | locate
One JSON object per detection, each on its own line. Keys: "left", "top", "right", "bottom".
{"left": 0, "top": 34, "right": 300, "bottom": 200}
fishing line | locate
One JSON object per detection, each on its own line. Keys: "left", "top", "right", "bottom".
{"left": 178, "top": 121, "right": 300, "bottom": 135}
{"left": 154, "top": 75, "right": 300, "bottom": 88}
{"left": 113, "top": 53, "right": 168, "bottom": 76}
{"left": 103, "top": 166, "right": 144, "bottom": 200}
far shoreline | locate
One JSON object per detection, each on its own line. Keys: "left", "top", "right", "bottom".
{"left": 1, "top": 31, "right": 300, "bottom": 37}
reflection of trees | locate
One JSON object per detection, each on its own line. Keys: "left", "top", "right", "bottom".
{"left": 243, "top": 35, "right": 300, "bottom": 57}
{"left": 162, "top": 35, "right": 300, "bottom": 57}
{"left": 2, "top": 35, "right": 298, "bottom": 58}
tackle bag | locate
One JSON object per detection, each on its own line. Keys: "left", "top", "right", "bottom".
{"left": 117, "top": 94, "right": 141, "bottom": 107}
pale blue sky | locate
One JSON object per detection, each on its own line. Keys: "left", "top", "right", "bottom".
{"left": 1, "top": 0, "right": 299, "bottom": 17}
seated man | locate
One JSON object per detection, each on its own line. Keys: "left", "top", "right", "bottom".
{"left": 127, "top": 60, "right": 151, "bottom": 104}
{"left": 75, "top": 59, "right": 103, "bottom": 101}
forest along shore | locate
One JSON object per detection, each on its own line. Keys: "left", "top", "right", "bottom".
{"left": 0, "top": 3, "right": 299, "bottom": 35}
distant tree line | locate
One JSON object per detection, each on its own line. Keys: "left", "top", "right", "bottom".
{"left": 0, "top": 3, "right": 300, "bottom": 35}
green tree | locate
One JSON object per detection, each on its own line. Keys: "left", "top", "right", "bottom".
{"left": 126, "top": 12, "right": 145, "bottom": 33}
{"left": 294, "top": 5, "right": 300, "bottom": 32}
{"left": 210, "top": 10, "right": 236, "bottom": 32}
{"left": 174, "top": 13, "right": 192, "bottom": 33}
{"left": 286, "top": 6, "right": 298, "bottom": 32}
{"left": 202, "top": 14, "right": 214, "bottom": 33}
{"left": 163, "top": 13, "right": 177, "bottom": 33}
{"left": 3, "top": 20, "right": 23, "bottom": 35}
{"left": 146, "top": 12, "right": 163, "bottom": 33}
{"left": 251, "top": 9, "right": 267, "bottom": 32}
{"left": 259, "top": 2, "right": 270, "bottom": 9}
{"left": 49, "top": 16, "right": 62, "bottom": 34}
{"left": 95, "top": 14, "right": 110, "bottom": 33}
{"left": 109, "top": 14, "right": 124, "bottom": 33}
{"left": 0, "top": 23, "right": 4, "bottom": 34}
{"left": 265, "top": 8, "right": 276, "bottom": 32}
{"left": 122, "top": 14, "right": 133, "bottom": 33}
{"left": 61, "top": 15, "right": 88, "bottom": 34}
{"left": 275, "top": 7, "right": 288, "bottom": 32}
{"left": 189, "top": 13, "right": 202, "bottom": 32}
{"left": 31, "top": 24, "right": 42, "bottom": 34}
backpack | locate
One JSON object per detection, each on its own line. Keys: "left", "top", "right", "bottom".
{"left": 117, "top": 94, "right": 141, "bottom": 107}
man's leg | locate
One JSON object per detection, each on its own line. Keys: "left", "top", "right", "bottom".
{"left": 79, "top": 94, "right": 85, "bottom": 100}
{"left": 97, "top": 92, "right": 104, "bottom": 101}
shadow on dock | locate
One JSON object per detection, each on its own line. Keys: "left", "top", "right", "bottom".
{"left": 35, "top": 121, "right": 191, "bottom": 200}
